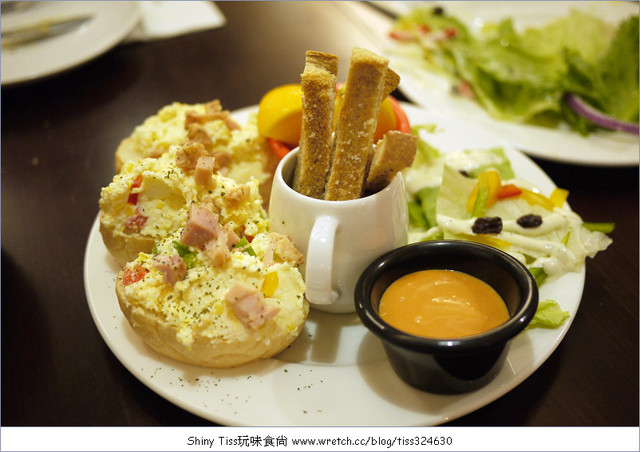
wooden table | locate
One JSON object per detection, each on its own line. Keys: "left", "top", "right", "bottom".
{"left": 2, "top": 1, "right": 637, "bottom": 427}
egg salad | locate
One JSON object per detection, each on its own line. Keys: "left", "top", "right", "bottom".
{"left": 115, "top": 100, "right": 277, "bottom": 191}
{"left": 100, "top": 144, "right": 268, "bottom": 266}
{"left": 117, "top": 228, "right": 308, "bottom": 368}
{"left": 127, "top": 102, "right": 220, "bottom": 158}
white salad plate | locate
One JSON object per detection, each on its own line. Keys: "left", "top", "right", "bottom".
{"left": 85, "top": 104, "right": 584, "bottom": 426}
{"left": 1, "top": 1, "right": 141, "bottom": 86}
{"left": 381, "top": 1, "right": 639, "bottom": 167}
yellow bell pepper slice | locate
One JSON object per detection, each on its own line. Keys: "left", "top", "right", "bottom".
{"left": 518, "top": 188, "right": 556, "bottom": 211}
{"left": 261, "top": 272, "right": 279, "bottom": 297}
{"left": 549, "top": 188, "right": 569, "bottom": 208}
{"left": 459, "top": 233, "right": 511, "bottom": 250}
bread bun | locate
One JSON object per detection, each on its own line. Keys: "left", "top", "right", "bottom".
{"left": 114, "top": 137, "right": 139, "bottom": 174}
{"left": 99, "top": 212, "right": 156, "bottom": 267}
{"left": 116, "top": 232, "right": 308, "bottom": 368}
{"left": 103, "top": 100, "right": 306, "bottom": 368}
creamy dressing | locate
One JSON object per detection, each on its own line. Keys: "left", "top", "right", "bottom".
{"left": 379, "top": 269, "right": 510, "bottom": 339}
{"left": 501, "top": 212, "right": 568, "bottom": 236}
{"left": 437, "top": 213, "right": 582, "bottom": 277}
{"left": 443, "top": 150, "right": 505, "bottom": 174}
{"left": 403, "top": 165, "right": 442, "bottom": 194}
{"left": 403, "top": 149, "right": 506, "bottom": 196}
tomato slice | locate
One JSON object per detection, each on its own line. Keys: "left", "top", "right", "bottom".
{"left": 267, "top": 137, "right": 294, "bottom": 160}
{"left": 497, "top": 184, "right": 522, "bottom": 199}
{"left": 122, "top": 264, "right": 149, "bottom": 285}
{"left": 127, "top": 174, "right": 143, "bottom": 205}
{"left": 388, "top": 96, "right": 411, "bottom": 133}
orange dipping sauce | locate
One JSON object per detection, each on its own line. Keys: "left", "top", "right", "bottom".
{"left": 379, "top": 269, "right": 510, "bottom": 339}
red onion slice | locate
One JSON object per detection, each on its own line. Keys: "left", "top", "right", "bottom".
{"left": 565, "top": 94, "right": 639, "bottom": 135}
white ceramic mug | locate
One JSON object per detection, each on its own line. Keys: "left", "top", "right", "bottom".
{"left": 268, "top": 149, "right": 408, "bottom": 313}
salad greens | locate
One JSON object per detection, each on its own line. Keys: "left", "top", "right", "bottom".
{"left": 404, "top": 128, "right": 614, "bottom": 329}
{"left": 391, "top": 6, "right": 639, "bottom": 134}
{"left": 526, "top": 300, "right": 571, "bottom": 329}
{"left": 432, "top": 164, "right": 612, "bottom": 279}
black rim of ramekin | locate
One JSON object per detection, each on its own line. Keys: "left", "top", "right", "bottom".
{"left": 355, "top": 240, "right": 539, "bottom": 354}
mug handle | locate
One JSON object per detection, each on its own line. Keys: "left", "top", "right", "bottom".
{"left": 305, "top": 215, "right": 339, "bottom": 305}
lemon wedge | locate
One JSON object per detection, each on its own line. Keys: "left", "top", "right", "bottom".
{"left": 258, "top": 83, "right": 409, "bottom": 150}
{"left": 257, "top": 84, "right": 303, "bottom": 145}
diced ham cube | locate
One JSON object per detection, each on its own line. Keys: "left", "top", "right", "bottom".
{"left": 148, "top": 147, "right": 165, "bottom": 158}
{"left": 222, "top": 223, "right": 240, "bottom": 247}
{"left": 267, "top": 233, "right": 304, "bottom": 267}
{"left": 194, "top": 156, "right": 215, "bottom": 186}
{"left": 225, "top": 284, "right": 279, "bottom": 329}
{"left": 201, "top": 224, "right": 239, "bottom": 267}
{"left": 152, "top": 254, "right": 187, "bottom": 286}
{"left": 184, "top": 100, "right": 241, "bottom": 130}
{"left": 203, "top": 235, "right": 231, "bottom": 267}
{"left": 175, "top": 142, "right": 207, "bottom": 170}
{"left": 186, "top": 123, "right": 213, "bottom": 151}
{"left": 262, "top": 242, "right": 275, "bottom": 268}
{"left": 213, "top": 151, "right": 232, "bottom": 168}
{"left": 180, "top": 205, "right": 221, "bottom": 248}
{"left": 125, "top": 214, "right": 147, "bottom": 232}
{"left": 224, "top": 185, "right": 249, "bottom": 208}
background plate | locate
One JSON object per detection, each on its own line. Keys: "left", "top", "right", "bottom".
{"left": 84, "top": 104, "right": 584, "bottom": 426}
{"left": 1, "top": 1, "right": 141, "bottom": 86}
{"left": 382, "top": 1, "right": 639, "bottom": 166}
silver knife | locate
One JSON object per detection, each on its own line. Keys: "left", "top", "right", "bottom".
{"left": 1, "top": 15, "right": 92, "bottom": 48}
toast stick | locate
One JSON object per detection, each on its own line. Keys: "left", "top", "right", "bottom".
{"left": 364, "top": 66, "right": 401, "bottom": 175}
{"left": 383, "top": 68, "right": 400, "bottom": 101}
{"left": 364, "top": 130, "right": 417, "bottom": 194}
{"left": 324, "top": 48, "right": 389, "bottom": 201}
{"left": 292, "top": 50, "right": 338, "bottom": 199}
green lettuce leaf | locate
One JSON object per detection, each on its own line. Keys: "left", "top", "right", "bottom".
{"left": 563, "top": 16, "right": 639, "bottom": 126}
{"left": 393, "top": 6, "right": 638, "bottom": 133}
{"left": 527, "top": 299, "right": 570, "bottom": 329}
{"left": 448, "top": 19, "right": 564, "bottom": 122}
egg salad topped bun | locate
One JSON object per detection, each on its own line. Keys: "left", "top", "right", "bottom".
{"left": 115, "top": 212, "right": 308, "bottom": 368}
{"left": 100, "top": 144, "right": 268, "bottom": 266}
{"left": 114, "top": 99, "right": 278, "bottom": 201}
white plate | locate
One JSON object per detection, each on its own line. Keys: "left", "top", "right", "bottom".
{"left": 84, "top": 104, "right": 584, "bottom": 426}
{"left": 1, "top": 1, "right": 141, "bottom": 86}
{"left": 383, "top": 1, "right": 639, "bottom": 167}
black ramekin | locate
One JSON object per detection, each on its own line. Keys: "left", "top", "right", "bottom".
{"left": 355, "top": 240, "right": 539, "bottom": 394}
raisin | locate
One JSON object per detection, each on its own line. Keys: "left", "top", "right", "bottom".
{"left": 472, "top": 216, "right": 503, "bottom": 234}
{"left": 517, "top": 214, "right": 543, "bottom": 228}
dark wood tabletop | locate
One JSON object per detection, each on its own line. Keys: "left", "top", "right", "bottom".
{"left": 2, "top": 1, "right": 638, "bottom": 427}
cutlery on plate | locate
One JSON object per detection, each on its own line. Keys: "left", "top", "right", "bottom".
{"left": 1, "top": 1, "right": 37, "bottom": 14}
{"left": 1, "top": 15, "right": 92, "bottom": 48}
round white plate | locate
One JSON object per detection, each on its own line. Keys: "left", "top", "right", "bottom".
{"left": 1, "top": 1, "right": 141, "bottom": 86}
{"left": 84, "top": 104, "right": 584, "bottom": 426}
{"left": 384, "top": 1, "right": 639, "bottom": 167}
